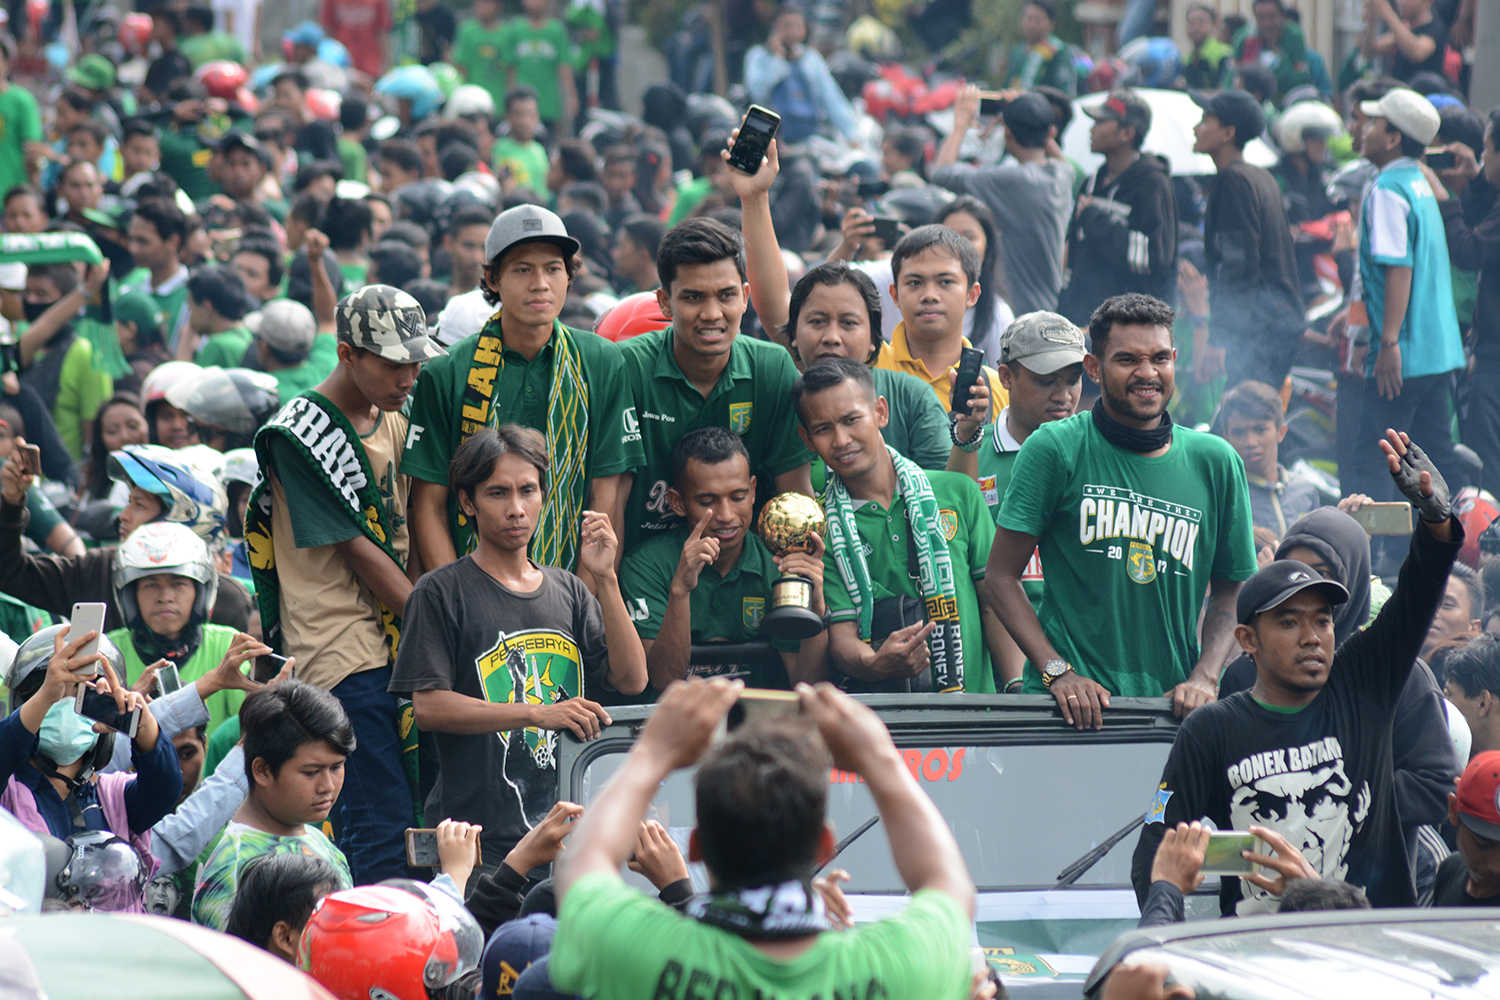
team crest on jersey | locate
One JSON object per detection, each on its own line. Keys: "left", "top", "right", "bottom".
{"left": 938, "top": 509, "right": 958, "bottom": 541}
{"left": 729, "top": 402, "right": 753, "bottom": 434}
{"left": 979, "top": 475, "right": 998, "bottom": 507}
{"left": 743, "top": 597, "right": 765, "bottom": 630}
{"left": 1127, "top": 540, "right": 1156, "bottom": 584}
{"left": 476, "top": 629, "right": 581, "bottom": 769}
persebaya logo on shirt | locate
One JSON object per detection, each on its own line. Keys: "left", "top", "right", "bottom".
{"left": 1127, "top": 540, "right": 1156, "bottom": 584}
{"left": 728, "top": 402, "right": 753, "bottom": 435}
{"left": 743, "top": 597, "right": 765, "bottom": 630}
{"left": 476, "top": 629, "right": 581, "bottom": 770}
{"left": 938, "top": 509, "right": 958, "bottom": 541}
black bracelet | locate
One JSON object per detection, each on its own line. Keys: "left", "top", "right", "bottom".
{"left": 950, "top": 413, "right": 984, "bottom": 451}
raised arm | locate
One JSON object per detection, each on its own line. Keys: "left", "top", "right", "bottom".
{"left": 725, "top": 134, "right": 791, "bottom": 348}
{"left": 935, "top": 85, "right": 980, "bottom": 169}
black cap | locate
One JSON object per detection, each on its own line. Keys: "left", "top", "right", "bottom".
{"left": 1190, "top": 88, "right": 1265, "bottom": 144}
{"left": 1083, "top": 89, "right": 1153, "bottom": 138}
{"left": 1001, "top": 92, "right": 1056, "bottom": 138}
{"left": 215, "top": 130, "right": 271, "bottom": 167}
{"left": 1236, "top": 560, "right": 1350, "bottom": 625}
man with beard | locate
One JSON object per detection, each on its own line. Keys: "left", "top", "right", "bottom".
{"left": 1131, "top": 431, "right": 1461, "bottom": 914}
{"left": 986, "top": 294, "right": 1256, "bottom": 728}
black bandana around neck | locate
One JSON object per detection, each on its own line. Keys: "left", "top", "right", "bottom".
{"left": 1091, "top": 398, "right": 1173, "bottom": 454}
{"left": 686, "top": 879, "right": 830, "bottom": 939}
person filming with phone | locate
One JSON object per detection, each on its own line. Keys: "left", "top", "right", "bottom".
{"left": 0, "top": 620, "right": 182, "bottom": 912}
{"left": 1130, "top": 431, "right": 1463, "bottom": 916}
{"left": 743, "top": 6, "right": 858, "bottom": 145}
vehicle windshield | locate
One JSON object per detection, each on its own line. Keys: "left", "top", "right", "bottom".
{"left": 571, "top": 736, "right": 1173, "bottom": 893}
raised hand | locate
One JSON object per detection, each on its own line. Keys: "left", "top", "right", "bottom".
{"left": 577, "top": 509, "right": 620, "bottom": 582}
{"left": 636, "top": 676, "right": 741, "bottom": 772}
{"left": 627, "top": 819, "right": 689, "bottom": 889}
{"left": 505, "top": 800, "right": 584, "bottom": 873}
{"left": 1380, "top": 429, "right": 1450, "bottom": 522}
{"left": 723, "top": 129, "right": 780, "bottom": 200}
{"left": 672, "top": 515, "right": 720, "bottom": 597}
{"left": 2, "top": 435, "right": 35, "bottom": 504}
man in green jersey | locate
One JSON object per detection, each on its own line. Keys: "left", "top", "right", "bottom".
{"left": 120, "top": 198, "right": 193, "bottom": 353}
{"left": 404, "top": 204, "right": 643, "bottom": 575}
{"left": 619, "top": 427, "right": 829, "bottom": 699}
{"left": 796, "top": 358, "right": 1001, "bottom": 693}
{"left": 986, "top": 294, "right": 1256, "bottom": 729}
{"left": 950, "top": 311, "right": 1085, "bottom": 692}
{"left": 621, "top": 217, "right": 812, "bottom": 549}
{"left": 552, "top": 679, "right": 974, "bottom": 1000}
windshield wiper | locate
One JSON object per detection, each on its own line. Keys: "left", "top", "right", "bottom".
{"left": 816, "top": 814, "right": 880, "bottom": 874}
{"left": 1053, "top": 814, "right": 1144, "bottom": 888}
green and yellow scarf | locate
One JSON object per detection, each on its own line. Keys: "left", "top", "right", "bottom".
{"left": 458, "top": 310, "right": 590, "bottom": 570}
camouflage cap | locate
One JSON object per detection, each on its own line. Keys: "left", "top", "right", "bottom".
{"left": 336, "top": 284, "right": 448, "bottom": 363}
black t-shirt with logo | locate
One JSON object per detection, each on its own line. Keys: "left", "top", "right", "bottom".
{"left": 389, "top": 556, "right": 610, "bottom": 860}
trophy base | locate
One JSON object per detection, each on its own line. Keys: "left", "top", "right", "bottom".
{"left": 761, "top": 603, "right": 824, "bottom": 642}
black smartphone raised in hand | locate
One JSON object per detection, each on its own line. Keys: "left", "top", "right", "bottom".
{"left": 869, "top": 216, "right": 900, "bottom": 245}
{"left": 949, "top": 347, "right": 986, "bottom": 415}
{"left": 1424, "top": 149, "right": 1456, "bottom": 170}
{"left": 726, "top": 105, "right": 781, "bottom": 175}
{"left": 75, "top": 683, "right": 140, "bottom": 739}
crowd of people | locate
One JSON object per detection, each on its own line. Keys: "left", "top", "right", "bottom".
{"left": 0, "top": 0, "right": 1494, "bottom": 995}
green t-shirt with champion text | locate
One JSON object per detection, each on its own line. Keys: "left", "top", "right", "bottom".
{"left": 551, "top": 874, "right": 971, "bottom": 1000}
{"left": 191, "top": 820, "right": 351, "bottom": 931}
{"left": 0, "top": 86, "right": 42, "bottom": 204}
{"left": 196, "top": 327, "right": 253, "bottom": 369}
{"left": 497, "top": 16, "right": 573, "bottom": 123}
{"left": 453, "top": 19, "right": 512, "bottom": 113}
{"left": 618, "top": 528, "right": 794, "bottom": 692}
{"left": 820, "top": 469, "right": 997, "bottom": 692}
{"left": 997, "top": 412, "right": 1256, "bottom": 698}
{"left": 619, "top": 328, "right": 811, "bottom": 549}
{"left": 401, "top": 321, "right": 643, "bottom": 559}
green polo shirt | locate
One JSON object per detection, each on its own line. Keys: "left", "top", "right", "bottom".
{"left": 402, "top": 320, "right": 643, "bottom": 556}
{"left": 821, "top": 469, "right": 996, "bottom": 692}
{"left": 619, "top": 327, "right": 811, "bottom": 548}
{"left": 974, "top": 411, "right": 1044, "bottom": 609}
{"left": 618, "top": 528, "right": 794, "bottom": 694}
{"left": 117, "top": 266, "right": 192, "bottom": 352}
{"left": 196, "top": 327, "right": 252, "bottom": 369}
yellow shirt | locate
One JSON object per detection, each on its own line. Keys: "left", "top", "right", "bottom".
{"left": 874, "top": 323, "right": 1008, "bottom": 415}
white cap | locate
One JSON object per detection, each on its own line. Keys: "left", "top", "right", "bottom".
{"left": 1358, "top": 88, "right": 1440, "bottom": 146}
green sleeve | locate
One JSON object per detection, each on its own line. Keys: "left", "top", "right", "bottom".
{"left": 996, "top": 426, "right": 1065, "bottom": 538}
{"left": 758, "top": 347, "right": 814, "bottom": 477}
{"left": 202, "top": 716, "right": 240, "bottom": 778}
{"left": 822, "top": 543, "right": 855, "bottom": 620}
{"left": 617, "top": 543, "right": 671, "bottom": 640}
{"left": 18, "top": 90, "right": 41, "bottom": 144}
{"left": 265, "top": 435, "right": 363, "bottom": 548}
{"left": 897, "top": 376, "right": 951, "bottom": 469}
{"left": 399, "top": 354, "right": 457, "bottom": 484}
{"left": 1210, "top": 444, "right": 1259, "bottom": 582}
{"left": 959, "top": 475, "right": 993, "bottom": 580}
{"left": 23, "top": 484, "right": 62, "bottom": 548}
{"left": 581, "top": 336, "right": 644, "bottom": 479}
{"left": 196, "top": 330, "right": 251, "bottom": 369}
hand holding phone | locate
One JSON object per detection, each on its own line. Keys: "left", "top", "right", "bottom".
{"left": 869, "top": 216, "right": 900, "bottom": 247}
{"left": 69, "top": 603, "right": 108, "bottom": 677}
{"left": 1424, "top": 148, "right": 1456, "bottom": 171}
{"left": 1199, "top": 831, "right": 1260, "bottom": 875}
{"left": 17, "top": 442, "right": 38, "bottom": 477}
{"left": 726, "top": 106, "right": 781, "bottom": 175}
{"left": 949, "top": 347, "right": 986, "bottom": 416}
{"left": 1350, "top": 501, "right": 1411, "bottom": 535}
{"left": 75, "top": 681, "right": 141, "bottom": 739}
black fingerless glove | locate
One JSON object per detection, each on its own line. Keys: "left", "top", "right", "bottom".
{"left": 1390, "top": 439, "right": 1451, "bottom": 523}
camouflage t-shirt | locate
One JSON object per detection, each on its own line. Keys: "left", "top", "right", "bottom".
{"left": 191, "top": 821, "right": 351, "bottom": 931}
{"left": 388, "top": 556, "right": 610, "bottom": 862}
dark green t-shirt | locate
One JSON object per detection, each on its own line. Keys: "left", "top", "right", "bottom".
{"left": 820, "top": 469, "right": 997, "bottom": 692}
{"left": 998, "top": 413, "right": 1257, "bottom": 697}
{"left": 402, "top": 321, "right": 643, "bottom": 556}
{"left": 618, "top": 527, "right": 794, "bottom": 693}
{"left": 619, "top": 328, "right": 811, "bottom": 548}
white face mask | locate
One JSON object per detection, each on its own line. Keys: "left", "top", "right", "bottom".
{"left": 37, "top": 700, "right": 99, "bottom": 766}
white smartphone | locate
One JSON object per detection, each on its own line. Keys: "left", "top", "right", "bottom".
{"left": 68, "top": 602, "right": 108, "bottom": 677}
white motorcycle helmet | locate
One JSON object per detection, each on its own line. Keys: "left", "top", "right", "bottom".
{"left": 112, "top": 521, "right": 219, "bottom": 629}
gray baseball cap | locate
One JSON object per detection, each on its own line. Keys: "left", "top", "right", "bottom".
{"left": 484, "top": 204, "right": 581, "bottom": 265}
{"left": 998, "top": 311, "right": 1086, "bottom": 374}
{"left": 335, "top": 285, "right": 448, "bottom": 363}
{"left": 246, "top": 299, "right": 316, "bottom": 360}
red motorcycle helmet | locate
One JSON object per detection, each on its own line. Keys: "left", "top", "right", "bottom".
{"left": 1455, "top": 487, "right": 1500, "bottom": 569}
{"left": 196, "top": 60, "right": 249, "bottom": 101}
{"left": 593, "top": 291, "right": 671, "bottom": 342}
{"left": 299, "top": 881, "right": 482, "bottom": 1000}
{"left": 120, "top": 13, "right": 153, "bottom": 57}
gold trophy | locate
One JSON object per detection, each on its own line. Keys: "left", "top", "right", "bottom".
{"left": 757, "top": 493, "right": 828, "bottom": 641}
